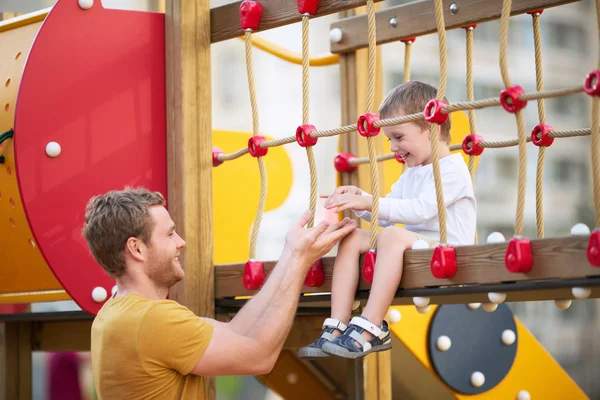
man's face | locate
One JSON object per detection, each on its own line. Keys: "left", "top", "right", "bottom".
{"left": 143, "top": 206, "right": 186, "bottom": 289}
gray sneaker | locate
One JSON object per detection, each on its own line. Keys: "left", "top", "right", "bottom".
{"left": 297, "top": 318, "right": 348, "bottom": 359}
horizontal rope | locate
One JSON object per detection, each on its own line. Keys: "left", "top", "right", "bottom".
{"left": 215, "top": 86, "right": 588, "bottom": 163}
{"left": 238, "top": 35, "right": 339, "bottom": 67}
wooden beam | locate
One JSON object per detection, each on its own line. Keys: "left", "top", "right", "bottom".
{"left": 165, "top": 0, "right": 214, "bottom": 398}
{"left": 215, "top": 235, "right": 600, "bottom": 299}
{"left": 329, "top": 0, "right": 580, "bottom": 54}
{"left": 210, "top": 0, "right": 384, "bottom": 43}
{"left": 32, "top": 320, "right": 92, "bottom": 352}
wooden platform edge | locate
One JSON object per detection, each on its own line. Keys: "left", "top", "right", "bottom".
{"left": 215, "top": 235, "right": 600, "bottom": 299}
{"left": 329, "top": 0, "right": 581, "bottom": 53}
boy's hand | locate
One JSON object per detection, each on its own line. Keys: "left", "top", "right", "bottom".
{"left": 320, "top": 185, "right": 362, "bottom": 208}
{"left": 323, "top": 194, "right": 371, "bottom": 213}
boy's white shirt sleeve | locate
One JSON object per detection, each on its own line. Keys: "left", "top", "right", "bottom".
{"left": 353, "top": 181, "right": 401, "bottom": 228}
{"left": 354, "top": 164, "right": 468, "bottom": 226}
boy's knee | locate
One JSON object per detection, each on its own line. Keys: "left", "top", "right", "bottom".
{"left": 378, "top": 226, "right": 415, "bottom": 245}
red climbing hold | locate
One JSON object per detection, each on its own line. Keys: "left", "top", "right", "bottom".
{"left": 423, "top": 99, "right": 449, "bottom": 125}
{"left": 212, "top": 146, "right": 224, "bottom": 167}
{"left": 239, "top": 0, "right": 263, "bottom": 31}
{"left": 296, "top": 124, "right": 318, "bottom": 147}
{"left": 430, "top": 245, "right": 457, "bottom": 279}
{"left": 394, "top": 153, "right": 405, "bottom": 164}
{"left": 304, "top": 258, "right": 325, "bottom": 287}
{"left": 243, "top": 260, "right": 265, "bottom": 290}
{"left": 334, "top": 152, "right": 358, "bottom": 173}
{"left": 531, "top": 124, "right": 554, "bottom": 147}
{"left": 362, "top": 249, "right": 377, "bottom": 283}
{"left": 584, "top": 70, "right": 600, "bottom": 96}
{"left": 297, "top": 0, "right": 319, "bottom": 15}
{"left": 587, "top": 229, "right": 600, "bottom": 267}
{"left": 505, "top": 237, "right": 533, "bottom": 273}
{"left": 357, "top": 113, "right": 380, "bottom": 137}
{"left": 248, "top": 136, "right": 268, "bottom": 157}
{"left": 527, "top": 9, "right": 544, "bottom": 15}
{"left": 500, "top": 85, "right": 527, "bottom": 113}
{"left": 462, "top": 134, "right": 484, "bottom": 156}
{"left": 401, "top": 37, "right": 416, "bottom": 44}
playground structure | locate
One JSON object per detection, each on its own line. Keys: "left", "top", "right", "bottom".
{"left": 0, "top": 0, "right": 599, "bottom": 398}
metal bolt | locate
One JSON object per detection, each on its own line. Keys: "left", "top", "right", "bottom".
{"left": 450, "top": 3, "right": 458, "bottom": 15}
{"left": 389, "top": 17, "right": 398, "bottom": 28}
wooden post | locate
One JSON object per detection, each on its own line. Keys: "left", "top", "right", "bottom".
{"left": 165, "top": 0, "right": 214, "bottom": 398}
{"left": 0, "top": 322, "right": 31, "bottom": 400}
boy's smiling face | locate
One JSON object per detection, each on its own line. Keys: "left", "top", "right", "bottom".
{"left": 382, "top": 114, "right": 432, "bottom": 167}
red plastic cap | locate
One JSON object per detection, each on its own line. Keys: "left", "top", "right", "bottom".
{"left": 239, "top": 0, "right": 263, "bottom": 31}
{"left": 357, "top": 113, "right": 381, "bottom": 137}
{"left": 297, "top": 0, "right": 319, "bottom": 15}
{"left": 243, "top": 260, "right": 265, "bottom": 290}
{"left": 500, "top": 85, "right": 527, "bottom": 113}
{"left": 362, "top": 249, "right": 377, "bottom": 283}
{"left": 462, "top": 24, "right": 477, "bottom": 30}
{"left": 584, "top": 70, "right": 600, "bottom": 96}
{"left": 424, "top": 99, "right": 449, "bottom": 125}
{"left": 527, "top": 9, "right": 544, "bottom": 15}
{"left": 587, "top": 229, "right": 600, "bottom": 267}
{"left": 462, "top": 133, "right": 484, "bottom": 156}
{"left": 248, "top": 136, "right": 268, "bottom": 157}
{"left": 505, "top": 237, "right": 533, "bottom": 273}
{"left": 531, "top": 124, "right": 554, "bottom": 147}
{"left": 394, "top": 153, "right": 405, "bottom": 164}
{"left": 334, "top": 152, "right": 358, "bottom": 173}
{"left": 304, "top": 258, "right": 325, "bottom": 287}
{"left": 296, "top": 124, "right": 318, "bottom": 147}
{"left": 401, "top": 37, "right": 416, "bottom": 44}
{"left": 430, "top": 245, "right": 457, "bottom": 279}
{"left": 212, "top": 146, "right": 224, "bottom": 167}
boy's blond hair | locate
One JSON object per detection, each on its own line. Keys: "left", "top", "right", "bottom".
{"left": 378, "top": 81, "right": 451, "bottom": 143}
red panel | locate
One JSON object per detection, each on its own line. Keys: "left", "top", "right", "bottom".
{"left": 0, "top": 304, "right": 28, "bottom": 314}
{"left": 14, "top": 0, "right": 166, "bottom": 315}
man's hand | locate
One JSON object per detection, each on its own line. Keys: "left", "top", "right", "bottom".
{"left": 320, "top": 185, "right": 362, "bottom": 208}
{"left": 284, "top": 211, "right": 357, "bottom": 268}
{"left": 322, "top": 194, "right": 371, "bottom": 214}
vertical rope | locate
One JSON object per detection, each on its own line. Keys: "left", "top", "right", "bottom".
{"left": 365, "top": 0, "right": 380, "bottom": 250}
{"left": 592, "top": 0, "right": 600, "bottom": 228}
{"left": 245, "top": 30, "right": 267, "bottom": 259}
{"left": 301, "top": 14, "right": 318, "bottom": 229}
{"left": 465, "top": 26, "right": 478, "bottom": 244}
{"left": 403, "top": 41, "right": 412, "bottom": 83}
{"left": 430, "top": 0, "right": 449, "bottom": 244}
{"left": 531, "top": 12, "right": 547, "bottom": 238}
{"left": 499, "top": 0, "right": 527, "bottom": 237}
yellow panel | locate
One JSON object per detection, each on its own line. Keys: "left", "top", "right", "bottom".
{"left": 389, "top": 305, "right": 587, "bottom": 399}
{"left": 0, "top": 19, "right": 65, "bottom": 295}
{"left": 212, "top": 130, "right": 293, "bottom": 264}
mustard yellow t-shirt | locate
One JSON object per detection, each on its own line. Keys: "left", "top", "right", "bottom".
{"left": 91, "top": 293, "right": 214, "bottom": 399}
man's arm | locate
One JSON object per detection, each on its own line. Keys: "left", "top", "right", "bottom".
{"left": 190, "top": 213, "right": 357, "bottom": 376}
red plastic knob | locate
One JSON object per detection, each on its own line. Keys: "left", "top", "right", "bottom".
{"left": 304, "top": 258, "right": 325, "bottom": 287}
{"left": 531, "top": 124, "right": 554, "bottom": 147}
{"left": 334, "top": 153, "right": 358, "bottom": 173}
{"left": 500, "top": 85, "right": 527, "bottom": 113}
{"left": 584, "top": 70, "right": 600, "bottom": 96}
{"left": 401, "top": 37, "right": 416, "bottom": 44}
{"left": 297, "top": 0, "right": 319, "bottom": 15}
{"left": 462, "top": 24, "right": 477, "bottom": 30}
{"left": 248, "top": 136, "right": 268, "bottom": 157}
{"left": 430, "top": 245, "right": 457, "bottom": 279}
{"left": 212, "top": 146, "right": 224, "bottom": 167}
{"left": 357, "top": 113, "right": 380, "bottom": 137}
{"left": 423, "top": 99, "right": 449, "bottom": 125}
{"left": 394, "top": 153, "right": 405, "bottom": 164}
{"left": 243, "top": 260, "right": 265, "bottom": 290}
{"left": 505, "top": 237, "right": 533, "bottom": 273}
{"left": 362, "top": 249, "right": 377, "bottom": 283}
{"left": 587, "top": 229, "right": 600, "bottom": 267}
{"left": 527, "top": 9, "right": 544, "bottom": 15}
{"left": 296, "top": 124, "right": 318, "bottom": 147}
{"left": 239, "top": 0, "right": 263, "bottom": 31}
{"left": 462, "top": 134, "right": 484, "bottom": 156}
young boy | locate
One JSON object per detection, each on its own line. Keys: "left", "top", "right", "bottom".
{"left": 298, "top": 81, "right": 477, "bottom": 359}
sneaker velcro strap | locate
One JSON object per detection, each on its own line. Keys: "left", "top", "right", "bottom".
{"left": 323, "top": 318, "right": 347, "bottom": 332}
{"left": 349, "top": 330, "right": 371, "bottom": 351}
{"left": 350, "top": 316, "right": 381, "bottom": 337}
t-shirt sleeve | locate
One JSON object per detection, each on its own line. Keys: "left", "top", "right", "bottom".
{"left": 138, "top": 302, "right": 214, "bottom": 375}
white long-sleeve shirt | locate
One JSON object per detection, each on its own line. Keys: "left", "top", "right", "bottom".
{"left": 354, "top": 153, "right": 477, "bottom": 245}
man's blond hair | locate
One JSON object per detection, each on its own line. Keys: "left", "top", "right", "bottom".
{"left": 378, "top": 81, "right": 451, "bottom": 143}
{"left": 82, "top": 187, "right": 165, "bottom": 277}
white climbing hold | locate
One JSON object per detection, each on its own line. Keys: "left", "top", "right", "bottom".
{"left": 501, "top": 329, "right": 516, "bottom": 345}
{"left": 329, "top": 28, "right": 343, "bottom": 43}
{"left": 436, "top": 335, "right": 451, "bottom": 351}
{"left": 471, "top": 371, "right": 485, "bottom": 387}
{"left": 482, "top": 303, "right": 498, "bottom": 312}
{"left": 488, "top": 292, "right": 507, "bottom": 304}
{"left": 570, "top": 223, "right": 590, "bottom": 236}
{"left": 467, "top": 303, "right": 481, "bottom": 310}
{"left": 111, "top": 285, "right": 118, "bottom": 296}
{"left": 388, "top": 308, "right": 401, "bottom": 324}
{"left": 92, "top": 286, "right": 107, "bottom": 303}
{"left": 78, "top": 0, "right": 94, "bottom": 9}
{"left": 412, "top": 239, "right": 430, "bottom": 250}
{"left": 416, "top": 305, "right": 430, "bottom": 314}
{"left": 413, "top": 296, "right": 430, "bottom": 308}
{"left": 45, "top": 142, "right": 61, "bottom": 158}
{"left": 572, "top": 287, "right": 591, "bottom": 299}
{"left": 516, "top": 390, "right": 531, "bottom": 400}
{"left": 487, "top": 232, "right": 505, "bottom": 244}
{"left": 554, "top": 299, "right": 571, "bottom": 310}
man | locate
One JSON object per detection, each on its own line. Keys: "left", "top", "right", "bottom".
{"left": 83, "top": 187, "right": 357, "bottom": 399}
